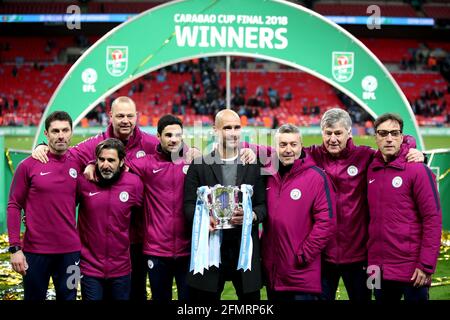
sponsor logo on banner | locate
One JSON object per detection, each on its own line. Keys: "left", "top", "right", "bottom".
{"left": 106, "top": 46, "right": 128, "bottom": 77}
{"left": 362, "top": 75, "right": 378, "bottom": 100}
{"left": 332, "top": 52, "right": 354, "bottom": 83}
{"left": 81, "top": 68, "right": 97, "bottom": 93}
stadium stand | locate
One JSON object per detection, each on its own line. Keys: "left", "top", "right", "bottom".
{"left": 313, "top": 1, "right": 418, "bottom": 17}
{"left": 1, "top": 59, "right": 449, "bottom": 127}
{"left": 423, "top": 3, "right": 450, "bottom": 20}
{"left": 0, "top": 1, "right": 162, "bottom": 14}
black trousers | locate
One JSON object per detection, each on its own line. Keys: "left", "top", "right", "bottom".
{"left": 23, "top": 251, "right": 80, "bottom": 301}
{"left": 374, "top": 280, "right": 429, "bottom": 302}
{"left": 189, "top": 242, "right": 260, "bottom": 302}
{"left": 321, "top": 260, "right": 372, "bottom": 301}
{"left": 129, "top": 243, "right": 148, "bottom": 300}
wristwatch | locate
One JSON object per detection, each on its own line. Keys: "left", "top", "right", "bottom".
{"left": 8, "top": 246, "right": 21, "bottom": 254}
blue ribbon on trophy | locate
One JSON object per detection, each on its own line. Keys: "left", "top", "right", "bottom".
{"left": 237, "top": 184, "right": 253, "bottom": 271}
{"left": 209, "top": 229, "right": 221, "bottom": 268}
{"left": 190, "top": 186, "right": 211, "bottom": 275}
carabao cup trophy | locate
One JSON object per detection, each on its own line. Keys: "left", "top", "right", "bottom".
{"left": 207, "top": 184, "right": 240, "bottom": 229}
{"left": 190, "top": 184, "right": 254, "bottom": 274}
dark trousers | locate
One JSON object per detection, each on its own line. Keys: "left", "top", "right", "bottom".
{"left": 23, "top": 251, "right": 80, "bottom": 301}
{"left": 146, "top": 255, "right": 190, "bottom": 301}
{"left": 188, "top": 265, "right": 261, "bottom": 303}
{"left": 188, "top": 238, "right": 261, "bottom": 303}
{"left": 130, "top": 243, "right": 148, "bottom": 300}
{"left": 321, "top": 260, "right": 372, "bottom": 301}
{"left": 374, "top": 280, "right": 429, "bottom": 302}
{"left": 81, "top": 274, "right": 131, "bottom": 300}
{"left": 267, "top": 289, "right": 319, "bottom": 301}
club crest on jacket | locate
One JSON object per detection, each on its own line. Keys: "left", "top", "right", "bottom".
{"left": 69, "top": 168, "right": 77, "bottom": 179}
{"left": 392, "top": 176, "right": 403, "bottom": 188}
{"left": 290, "top": 188, "right": 302, "bottom": 200}
{"left": 347, "top": 165, "right": 358, "bottom": 177}
{"left": 136, "top": 150, "right": 146, "bottom": 158}
{"left": 119, "top": 191, "right": 129, "bottom": 202}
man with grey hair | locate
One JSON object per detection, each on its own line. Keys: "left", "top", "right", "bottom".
{"left": 244, "top": 108, "right": 425, "bottom": 301}
{"left": 308, "top": 108, "right": 424, "bottom": 301}
{"left": 261, "top": 123, "right": 336, "bottom": 300}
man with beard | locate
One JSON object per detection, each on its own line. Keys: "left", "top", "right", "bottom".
{"left": 8, "top": 111, "right": 81, "bottom": 300}
{"left": 32, "top": 97, "right": 254, "bottom": 300}
{"left": 127, "top": 115, "right": 193, "bottom": 301}
{"left": 77, "top": 138, "right": 144, "bottom": 300}
{"left": 32, "top": 96, "right": 157, "bottom": 300}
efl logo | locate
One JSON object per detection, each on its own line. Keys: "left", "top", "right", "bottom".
{"left": 362, "top": 75, "right": 378, "bottom": 100}
{"left": 81, "top": 68, "right": 97, "bottom": 93}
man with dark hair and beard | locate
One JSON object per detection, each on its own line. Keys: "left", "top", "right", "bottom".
{"left": 76, "top": 138, "right": 144, "bottom": 300}
{"left": 127, "top": 114, "right": 194, "bottom": 302}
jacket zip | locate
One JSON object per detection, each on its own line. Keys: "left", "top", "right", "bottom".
{"left": 105, "top": 188, "right": 112, "bottom": 278}
{"left": 334, "top": 161, "right": 341, "bottom": 264}
{"left": 172, "top": 164, "right": 177, "bottom": 257}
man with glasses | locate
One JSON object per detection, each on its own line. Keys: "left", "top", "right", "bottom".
{"left": 243, "top": 108, "right": 425, "bottom": 301}
{"left": 367, "top": 113, "right": 442, "bottom": 301}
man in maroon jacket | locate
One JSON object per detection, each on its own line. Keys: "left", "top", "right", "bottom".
{"left": 32, "top": 96, "right": 157, "bottom": 300}
{"left": 77, "top": 138, "right": 143, "bottom": 300}
{"left": 262, "top": 124, "right": 336, "bottom": 301}
{"left": 309, "top": 109, "right": 424, "bottom": 301}
{"left": 367, "top": 113, "right": 442, "bottom": 301}
{"left": 127, "top": 115, "right": 192, "bottom": 301}
{"left": 243, "top": 108, "right": 424, "bottom": 301}
{"left": 32, "top": 97, "right": 255, "bottom": 300}
{"left": 8, "top": 111, "right": 81, "bottom": 300}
